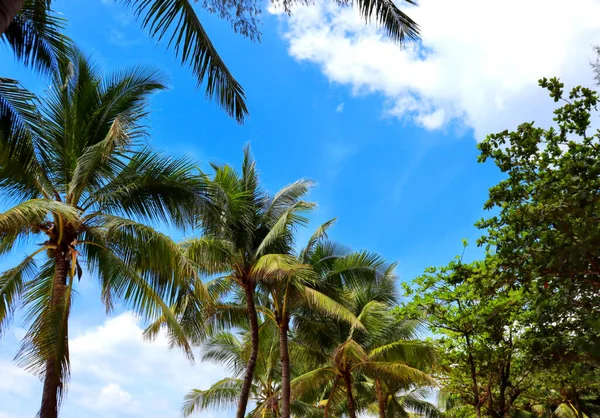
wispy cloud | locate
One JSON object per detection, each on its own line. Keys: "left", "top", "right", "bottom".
{"left": 109, "top": 29, "right": 142, "bottom": 48}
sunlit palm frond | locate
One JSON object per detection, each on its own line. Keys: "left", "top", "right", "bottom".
{"left": 255, "top": 200, "right": 315, "bottom": 256}
{"left": 291, "top": 366, "right": 338, "bottom": 399}
{"left": 303, "top": 286, "right": 364, "bottom": 331}
{"left": 368, "top": 339, "right": 436, "bottom": 367}
{"left": 0, "top": 199, "right": 78, "bottom": 236}
{"left": 182, "top": 378, "right": 244, "bottom": 416}
{"left": 356, "top": 361, "right": 435, "bottom": 387}
{"left": 122, "top": 0, "right": 247, "bottom": 122}
{"left": 251, "top": 254, "right": 304, "bottom": 283}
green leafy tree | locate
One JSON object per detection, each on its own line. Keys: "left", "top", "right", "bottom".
{"left": 0, "top": 49, "right": 202, "bottom": 418}
{"left": 476, "top": 77, "right": 600, "bottom": 365}
{"left": 405, "top": 254, "right": 535, "bottom": 418}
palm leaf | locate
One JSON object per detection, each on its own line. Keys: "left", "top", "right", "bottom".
{"left": 182, "top": 377, "right": 244, "bottom": 416}
{"left": 122, "top": 0, "right": 247, "bottom": 122}
{"left": 0, "top": 199, "right": 78, "bottom": 235}
{"left": 352, "top": 0, "right": 420, "bottom": 44}
{"left": 0, "top": 248, "right": 43, "bottom": 334}
{"left": 302, "top": 286, "right": 365, "bottom": 331}
{"left": 2, "top": 0, "right": 69, "bottom": 74}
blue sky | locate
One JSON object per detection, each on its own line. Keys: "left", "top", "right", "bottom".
{"left": 1, "top": 0, "right": 600, "bottom": 416}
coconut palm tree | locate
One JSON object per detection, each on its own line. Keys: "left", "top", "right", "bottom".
{"left": 0, "top": 48, "right": 203, "bottom": 418}
{"left": 182, "top": 320, "right": 283, "bottom": 417}
{"left": 291, "top": 274, "right": 436, "bottom": 418}
{"left": 262, "top": 224, "right": 409, "bottom": 418}
{"left": 1, "top": 0, "right": 421, "bottom": 123}
{"left": 156, "top": 147, "right": 315, "bottom": 418}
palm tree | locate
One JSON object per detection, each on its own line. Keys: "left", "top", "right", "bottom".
{"left": 0, "top": 48, "right": 203, "bottom": 418}
{"left": 1, "top": 0, "right": 420, "bottom": 122}
{"left": 263, "top": 225, "right": 406, "bottom": 418}
{"left": 160, "top": 147, "right": 315, "bottom": 418}
{"left": 291, "top": 274, "right": 436, "bottom": 418}
{"left": 182, "top": 320, "right": 283, "bottom": 417}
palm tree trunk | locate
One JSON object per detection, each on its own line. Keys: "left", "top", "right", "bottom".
{"left": 39, "top": 251, "right": 69, "bottom": 418}
{"left": 375, "top": 378, "right": 386, "bottom": 418}
{"left": 236, "top": 280, "right": 259, "bottom": 418}
{"left": 343, "top": 372, "right": 357, "bottom": 418}
{"left": 278, "top": 315, "right": 291, "bottom": 418}
{"left": 0, "top": 0, "right": 25, "bottom": 34}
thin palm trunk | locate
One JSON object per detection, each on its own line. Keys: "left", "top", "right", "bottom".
{"left": 343, "top": 372, "right": 358, "bottom": 418}
{"left": 237, "top": 279, "right": 259, "bottom": 418}
{"left": 0, "top": 0, "right": 24, "bottom": 33}
{"left": 278, "top": 315, "right": 291, "bottom": 418}
{"left": 375, "top": 378, "right": 386, "bottom": 418}
{"left": 39, "top": 250, "right": 69, "bottom": 418}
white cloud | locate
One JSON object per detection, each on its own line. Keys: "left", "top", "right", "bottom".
{"left": 0, "top": 312, "right": 230, "bottom": 418}
{"left": 274, "top": 0, "right": 600, "bottom": 139}
{"left": 335, "top": 102, "right": 345, "bottom": 112}
{"left": 0, "top": 361, "right": 36, "bottom": 395}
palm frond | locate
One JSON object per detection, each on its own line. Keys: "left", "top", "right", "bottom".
{"left": 0, "top": 199, "right": 78, "bottom": 235}
{"left": 2, "top": 0, "right": 70, "bottom": 74}
{"left": 181, "top": 236, "right": 233, "bottom": 275}
{"left": 250, "top": 254, "right": 304, "bottom": 283}
{"left": 255, "top": 200, "right": 315, "bottom": 256}
{"left": 0, "top": 77, "right": 53, "bottom": 200}
{"left": 87, "top": 148, "right": 203, "bottom": 228}
{"left": 0, "top": 248, "right": 42, "bottom": 334}
{"left": 368, "top": 339, "right": 436, "bottom": 367}
{"left": 300, "top": 218, "right": 337, "bottom": 262}
{"left": 302, "top": 286, "right": 365, "bottom": 331}
{"left": 356, "top": 361, "right": 435, "bottom": 387}
{"left": 201, "top": 331, "right": 245, "bottom": 374}
{"left": 16, "top": 257, "right": 71, "bottom": 411}
{"left": 352, "top": 0, "right": 420, "bottom": 44}
{"left": 290, "top": 366, "right": 337, "bottom": 399}
{"left": 182, "top": 378, "right": 244, "bottom": 416}
{"left": 263, "top": 178, "right": 315, "bottom": 220}
{"left": 122, "top": 0, "right": 247, "bottom": 122}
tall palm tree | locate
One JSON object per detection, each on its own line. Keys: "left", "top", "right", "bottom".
{"left": 182, "top": 319, "right": 283, "bottom": 417}
{"left": 262, "top": 224, "right": 405, "bottom": 418}
{"left": 291, "top": 274, "right": 435, "bottom": 418}
{"left": 1, "top": 0, "right": 420, "bottom": 122}
{"left": 0, "top": 48, "right": 203, "bottom": 418}
{"left": 159, "top": 147, "right": 315, "bottom": 418}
